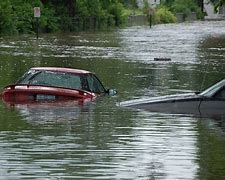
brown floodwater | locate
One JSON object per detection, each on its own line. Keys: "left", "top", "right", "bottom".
{"left": 0, "top": 21, "right": 225, "bottom": 179}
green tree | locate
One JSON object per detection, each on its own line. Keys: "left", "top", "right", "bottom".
{"left": 76, "top": 0, "right": 89, "bottom": 17}
{"left": 154, "top": 5, "right": 176, "bottom": 24}
{"left": 171, "top": 0, "right": 203, "bottom": 19}
{"left": 0, "top": 0, "right": 130, "bottom": 35}
{"left": 86, "top": 0, "right": 106, "bottom": 18}
{"left": 197, "top": 0, "right": 204, "bottom": 12}
{"left": 0, "top": 0, "right": 16, "bottom": 34}
{"left": 10, "top": 0, "right": 44, "bottom": 33}
{"left": 163, "top": 0, "right": 204, "bottom": 14}
{"left": 142, "top": 0, "right": 149, "bottom": 14}
{"left": 108, "top": 1, "right": 126, "bottom": 26}
{"left": 163, "top": 0, "right": 175, "bottom": 7}
{"left": 212, "top": 0, "right": 225, "bottom": 12}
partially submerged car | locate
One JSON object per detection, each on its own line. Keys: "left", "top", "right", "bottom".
{"left": 1, "top": 67, "right": 117, "bottom": 103}
{"left": 120, "top": 79, "right": 225, "bottom": 117}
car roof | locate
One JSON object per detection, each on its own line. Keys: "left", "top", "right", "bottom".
{"left": 30, "top": 67, "right": 91, "bottom": 74}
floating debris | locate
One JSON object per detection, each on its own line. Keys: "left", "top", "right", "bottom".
{"left": 154, "top": 57, "right": 171, "bottom": 61}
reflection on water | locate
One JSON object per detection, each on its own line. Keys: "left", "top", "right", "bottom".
{"left": 0, "top": 21, "right": 225, "bottom": 179}
{"left": 0, "top": 102, "right": 198, "bottom": 179}
{"left": 9, "top": 100, "right": 91, "bottom": 126}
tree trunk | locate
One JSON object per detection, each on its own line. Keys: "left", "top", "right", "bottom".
{"left": 67, "top": 0, "right": 76, "bottom": 17}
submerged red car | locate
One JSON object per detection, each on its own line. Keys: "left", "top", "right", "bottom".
{"left": 1, "top": 67, "right": 117, "bottom": 103}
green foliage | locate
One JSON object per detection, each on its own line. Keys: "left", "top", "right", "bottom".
{"left": 0, "top": 0, "right": 129, "bottom": 35}
{"left": 142, "top": 0, "right": 149, "bottom": 14}
{"left": 211, "top": 0, "right": 225, "bottom": 5}
{"left": 0, "top": 0, "right": 16, "bottom": 34}
{"left": 154, "top": 6, "right": 177, "bottom": 24}
{"left": 12, "top": 2, "right": 34, "bottom": 33}
{"left": 109, "top": 1, "right": 127, "bottom": 26}
{"left": 0, "top": 0, "right": 204, "bottom": 35}
{"left": 163, "top": 0, "right": 174, "bottom": 7}
{"left": 76, "top": 0, "right": 90, "bottom": 17}
{"left": 213, "top": 0, "right": 225, "bottom": 12}
{"left": 39, "top": 6, "right": 59, "bottom": 33}
{"left": 164, "top": 0, "right": 203, "bottom": 19}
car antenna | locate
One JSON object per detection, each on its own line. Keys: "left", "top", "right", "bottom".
{"left": 200, "top": 61, "right": 210, "bottom": 92}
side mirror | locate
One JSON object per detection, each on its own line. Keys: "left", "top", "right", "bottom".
{"left": 107, "top": 89, "right": 118, "bottom": 96}
{"left": 195, "top": 91, "right": 200, "bottom": 94}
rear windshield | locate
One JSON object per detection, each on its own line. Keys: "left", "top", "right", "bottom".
{"left": 17, "top": 70, "right": 83, "bottom": 90}
{"left": 17, "top": 70, "right": 106, "bottom": 94}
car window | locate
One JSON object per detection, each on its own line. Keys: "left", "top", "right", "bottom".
{"left": 200, "top": 79, "right": 225, "bottom": 97}
{"left": 214, "top": 88, "right": 225, "bottom": 99}
{"left": 16, "top": 70, "right": 39, "bottom": 84}
{"left": 86, "top": 74, "right": 105, "bottom": 94}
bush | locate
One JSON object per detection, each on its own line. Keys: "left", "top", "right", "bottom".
{"left": 109, "top": 2, "right": 127, "bottom": 26}
{"left": 171, "top": 0, "right": 203, "bottom": 19}
{"left": 0, "top": 0, "right": 16, "bottom": 35}
{"left": 0, "top": 0, "right": 131, "bottom": 35}
{"left": 39, "top": 7, "right": 59, "bottom": 33}
{"left": 154, "top": 6, "right": 176, "bottom": 24}
{"left": 13, "top": 3, "right": 34, "bottom": 33}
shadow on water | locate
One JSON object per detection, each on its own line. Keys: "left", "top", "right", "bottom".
{"left": 0, "top": 21, "right": 225, "bottom": 179}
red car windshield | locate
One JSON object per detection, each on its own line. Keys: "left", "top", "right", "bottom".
{"left": 17, "top": 70, "right": 106, "bottom": 94}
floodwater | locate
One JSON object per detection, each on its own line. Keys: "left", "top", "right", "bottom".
{"left": 0, "top": 21, "right": 225, "bottom": 179}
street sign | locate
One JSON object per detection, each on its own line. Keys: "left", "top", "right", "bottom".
{"left": 34, "top": 7, "right": 41, "bottom": 18}
{"left": 149, "top": 8, "right": 154, "bottom": 15}
{"left": 34, "top": 7, "right": 40, "bottom": 39}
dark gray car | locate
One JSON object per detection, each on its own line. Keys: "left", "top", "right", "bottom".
{"left": 120, "top": 79, "right": 225, "bottom": 117}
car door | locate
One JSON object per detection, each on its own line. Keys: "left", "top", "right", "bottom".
{"left": 199, "top": 87, "right": 225, "bottom": 116}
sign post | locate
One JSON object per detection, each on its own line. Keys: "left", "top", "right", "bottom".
{"left": 149, "top": 8, "right": 154, "bottom": 28}
{"left": 34, "top": 7, "right": 40, "bottom": 39}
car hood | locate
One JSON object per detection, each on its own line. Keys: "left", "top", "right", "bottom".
{"left": 119, "top": 93, "right": 200, "bottom": 107}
